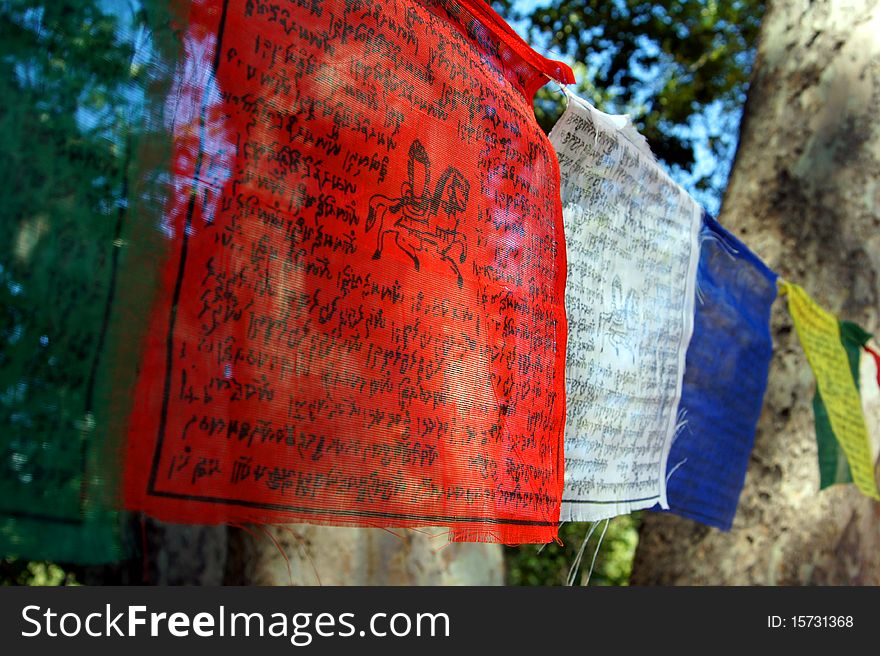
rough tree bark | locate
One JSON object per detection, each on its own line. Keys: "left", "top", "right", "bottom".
{"left": 632, "top": 0, "right": 880, "bottom": 585}
{"left": 83, "top": 522, "right": 501, "bottom": 585}
{"left": 225, "top": 526, "right": 503, "bottom": 586}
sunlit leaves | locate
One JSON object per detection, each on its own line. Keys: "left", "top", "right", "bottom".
{"left": 491, "top": 0, "right": 764, "bottom": 199}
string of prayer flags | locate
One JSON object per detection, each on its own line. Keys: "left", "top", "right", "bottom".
{"left": 122, "top": 0, "right": 574, "bottom": 544}
{"left": 549, "top": 92, "right": 702, "bottom": 521}
{"left": 8, "top": 0, "right": 879, "bottom": 558}
{"left": 661, "top": 214, "right": 778, "bottom": 530}
{"left": 780, "top": 281, "right": 880, "bottom": 500}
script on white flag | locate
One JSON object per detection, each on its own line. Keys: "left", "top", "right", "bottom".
{"left": 549, "top": 93, "right": 702, "bottom": 521}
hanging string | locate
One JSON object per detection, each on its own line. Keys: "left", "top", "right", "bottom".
{"left": 566, "top": 520, "right": 598, "bottom": 586}
{"left": 584, "top": 518, "right": 610, "bottom": 586}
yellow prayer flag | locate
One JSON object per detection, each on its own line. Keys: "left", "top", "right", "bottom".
{"left": 779, "top": 281, "right": 880, "bottom": 499}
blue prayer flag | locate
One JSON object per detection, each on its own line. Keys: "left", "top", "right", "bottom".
{"left": 660, "top": 214, "right": 778, "bottom": 530}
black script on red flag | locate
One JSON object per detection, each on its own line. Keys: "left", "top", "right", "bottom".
{"left": 125, "top": 0, "right": 573, "bottom": 543}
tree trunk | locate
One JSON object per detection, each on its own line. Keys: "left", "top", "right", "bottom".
{"left": 83, "top": 521, "right": 502, "bottom": 585}
{"left": 77, "top": 519, "right": 229, "bottom": 585}
{"left": 632, "top": 0, "right": 880, "bottom": 585}
{"left": 225, "top": 526, "right": 503, "bottom": 586}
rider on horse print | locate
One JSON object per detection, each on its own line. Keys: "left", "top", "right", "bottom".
{"left": 366, "top": 139, "right": 471, "bottom": 288}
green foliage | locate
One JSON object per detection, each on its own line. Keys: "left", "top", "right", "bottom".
{"left": 0, "top": 557, "right": 79, "bottom": 585}
{"left": 506, "top": 514, "right": 641, "bottom": 586}
{"left": 493, "top": 0, "right": 764, "bottom": 195}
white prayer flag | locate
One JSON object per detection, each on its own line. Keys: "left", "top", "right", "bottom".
{"left": 550, "top": 93, "right": 702, "bottom": 521}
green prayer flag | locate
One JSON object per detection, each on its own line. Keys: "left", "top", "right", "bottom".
{"left": 0, "top": 0, "right": 178, "bottom": 563}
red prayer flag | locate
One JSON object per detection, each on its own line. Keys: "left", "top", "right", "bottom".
{"left": 866, "top": 345, "right": 880, "bottom": 389}
{"left": 123, "top": 0, "right": 573, "bottom": 543}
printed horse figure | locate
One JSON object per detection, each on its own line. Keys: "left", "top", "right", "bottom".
{"left": 366, "top": 139, "right": 470, "bottom": 288}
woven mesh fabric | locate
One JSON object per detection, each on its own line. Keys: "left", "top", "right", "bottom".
{"left": 661, "top": 214, "right": 777, "bottom": 530}
{"left": 122, "top": 0, "right": 573, "bottom": 544}
{"left": 813, "top": 321, "right": 872, "bottom": 488}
